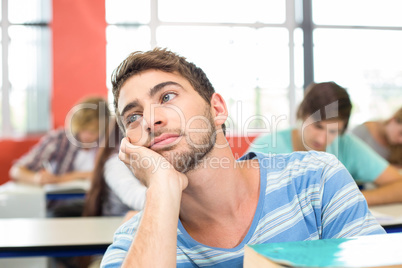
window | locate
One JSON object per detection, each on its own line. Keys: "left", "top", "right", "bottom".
{"left": 106, "top": 0, "right": 304, "bottom": 136}
{"left": 0, "top": 0, "right": 52, "bottom": 138}
{"left": 312, "top": 0, "right": 402, "bottom": 126}
{"left": 105, "top": 0, "right": 402, "bottom": 136}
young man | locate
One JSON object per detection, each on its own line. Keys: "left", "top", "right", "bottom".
{"left": 248, "top": 82, "right": 402, "bottom": 206}
{"left": 101, "top": 48, "right": 384, "bottom": 268}
{"left": 9, "top": 96, "right": 110, "bottom": 217}
{"left": 10, "top": 96, "right": 110, "bottom": 186}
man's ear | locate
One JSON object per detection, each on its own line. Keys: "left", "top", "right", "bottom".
{"left": 210, "top": 93, "right": 228, "bottom": 127}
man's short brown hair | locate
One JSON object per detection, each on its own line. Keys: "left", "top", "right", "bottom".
{"left": 111, "top": 48, "right": 225, "bottom": 134}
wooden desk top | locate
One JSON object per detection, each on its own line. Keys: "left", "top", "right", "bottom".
{"left": 0, "top": 217, "right": 123, "bottom": 248}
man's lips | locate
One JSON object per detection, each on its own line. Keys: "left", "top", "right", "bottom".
{"left": 150, "top": 133, "right": 181, "bottom": 149}
{"left": 311, "top": 141, "right": 323, "bottom": 150}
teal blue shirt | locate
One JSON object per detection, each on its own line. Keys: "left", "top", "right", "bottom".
{"left": 248, "top": 128, "right": 388, "bottom": 183}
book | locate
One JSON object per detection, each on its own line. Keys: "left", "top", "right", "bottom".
{"left": 244, "top": 233, "right": 402, "bottom": 267}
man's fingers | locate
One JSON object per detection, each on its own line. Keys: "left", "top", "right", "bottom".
{"left": 120, "top": 137, "right": 144, "bottom": 153}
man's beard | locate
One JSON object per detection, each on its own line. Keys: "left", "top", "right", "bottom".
{"left": 155, "top": 109, "right": 217, "bottom": 173}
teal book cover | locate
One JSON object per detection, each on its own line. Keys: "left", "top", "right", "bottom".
{"left": 244, "top": 233, "right": 402, "bottom": 267}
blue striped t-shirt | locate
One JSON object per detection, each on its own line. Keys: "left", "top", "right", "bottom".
{"left": 101, "top": 151, "right": 385, "bottom": 268}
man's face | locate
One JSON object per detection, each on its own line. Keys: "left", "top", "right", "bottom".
{"left": 77, "top": 122, "right": 99, "bottom": 145}
{"left": 301, "top": 118, "right": 345, "bottom": 151}
{"left": 117, "top": 69, "right": 217, "bottom": 173}
{"left": 386, "top": 118, "right": 402, "bottom": 145}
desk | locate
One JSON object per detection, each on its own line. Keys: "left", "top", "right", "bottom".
{"left": 370, "top": 204, "right": 402, "bottom": 233}
{"left": 0, "top": 217, "right": 123, "bottom": 258}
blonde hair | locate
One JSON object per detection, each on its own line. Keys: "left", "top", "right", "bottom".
{"left": 70, "top": 96, "right": 110, "bottom": 136}
{"left": 388, "top": 107, "right": 402, "bottom": 165}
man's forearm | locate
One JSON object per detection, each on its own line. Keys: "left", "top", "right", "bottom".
{"left": 362, "top": 180, "right": 402, "bottom": 206}
{"left": 9, "top": 166, "right": 38, "bottom": 185}
{"left": 122, "top": 182, "right": 182, "bottom": 267}
{"left": 59, "top": 171, "right": 92, "bottom": 182}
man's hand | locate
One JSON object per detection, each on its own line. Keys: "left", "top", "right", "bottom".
{"left": 118, "top": 137, "right": 187, "bottom": 267}
{"left": 35, "top": 169, "right": 59, "bottom": 185}
{"left": 35, "top": 170, "right": 92, "bottom": 185}
{"left": 119, "top": 137, "right": 188, "bottom": 191}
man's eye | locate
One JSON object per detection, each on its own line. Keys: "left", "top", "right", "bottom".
{"left": 127, "top": 114, "right": 141, "bottom": 124}
{"left": 314, "top": 123, "right": 323, "bottom": 130}
{"left": 162, "top": 93, "right": 176, "bottom": 103}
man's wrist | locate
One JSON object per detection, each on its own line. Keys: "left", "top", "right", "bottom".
{"left": 34, "top": 173, "right": 41, "bottom": 184}
{"left": 147, "top": 181, "right": 183, "bottom": 202}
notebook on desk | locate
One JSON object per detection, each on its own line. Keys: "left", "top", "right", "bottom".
{"left": 244, "top": 233, "right": 402, "bottom": 268}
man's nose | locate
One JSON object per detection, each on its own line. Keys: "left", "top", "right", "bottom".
{"left": 316, "top": 130, "right": 327, "bottom": 144}
{"left": 142, "top": 104, "right": 166, "bottom": 133}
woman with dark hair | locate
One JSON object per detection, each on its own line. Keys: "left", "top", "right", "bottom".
{"left": 78, "top": 118, "right": 146, "bottom": 268}
{"left": 83, "top": 117, "right": 146, "bottom": 217}
{"left": 352, "top": 106, "right": 402, "bottom": 167}
{"left": 248, "top": 81, "right": 402, "bottom": 206}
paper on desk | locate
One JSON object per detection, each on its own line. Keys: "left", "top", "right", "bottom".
{"left": 370, "top": 204, "right": 402, "bottom": 226}
{"left": 44, "top": 180, "right": 90, "bottom": 194}
{"left": 370, "top": 210, "right": 395, "bottom": 221}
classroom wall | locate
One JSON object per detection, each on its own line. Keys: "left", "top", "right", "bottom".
{"left": 52, "top": 0, "right": 108, "bottom": 128}
{"left": 0, "top": 138, "right": 41, "bottom": 185}
{"left": 0, "top": 0, "right": 107, "bottom": 185}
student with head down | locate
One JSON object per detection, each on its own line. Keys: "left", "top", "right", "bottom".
{"left": 352, "top": 106, "right": 402, "bottom": 168}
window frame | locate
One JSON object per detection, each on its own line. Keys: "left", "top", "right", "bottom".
{"left": 106, "top": 0, "right": 302, "bottom": 128}
{"left": 1, "top": 0, "right": 51, "bottom": 138}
